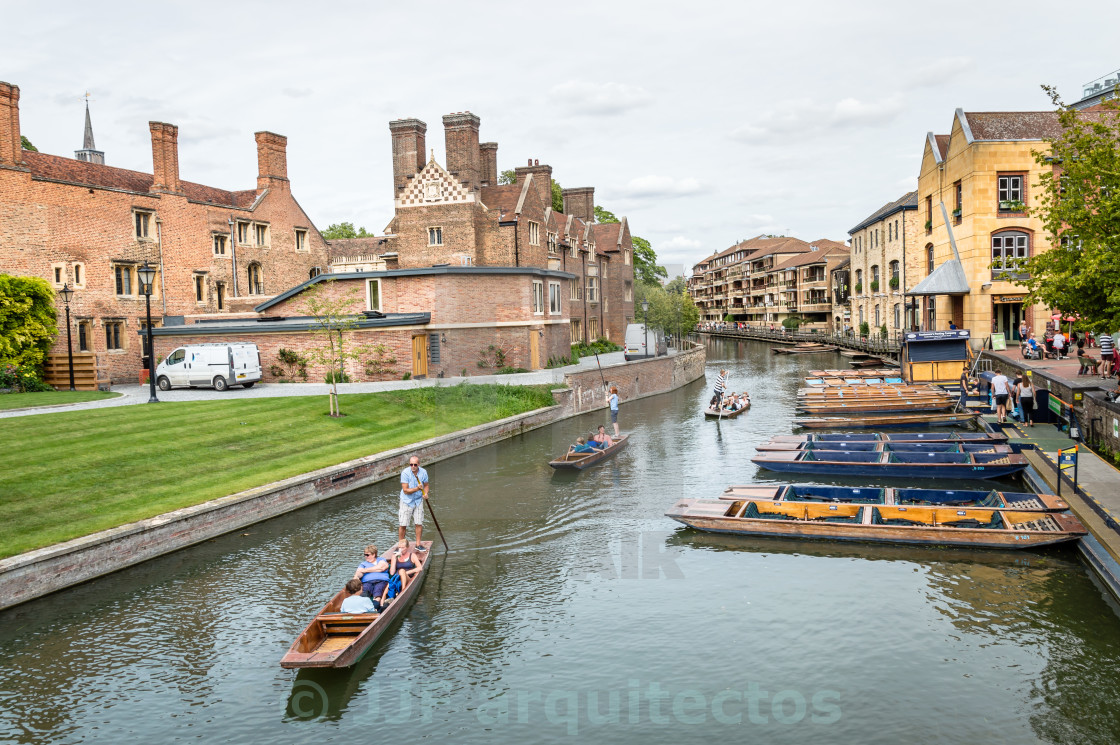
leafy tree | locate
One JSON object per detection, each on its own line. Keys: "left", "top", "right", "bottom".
{"left": 20, "top": 135, "right": 36, "bottom": 152}
{"left": 594, "top": 205, "right": 619, "bottom": 223}
{"left": 595, "top": 206, "right": 666, "bottom": 285}
{"left": 664, "top": 276, "right": 688, "bottom": 295}
{"left": 782, "top": 317, "right": 802, "bottom": 329}
{"left": 321, "top": 222, "right": 373, "bottom": 240}
{"left": 300, "top": 280, "right": 367, "bottom": 416}
{"left": 0, "top": 275, "right": 57, "bottom": 375}
{"left": 635, "top": 282, "right": 699, "bottom": 338}
{"left": 1017, "top": 86, "right": 1120, "bottom": 331}
{"left": 499, "top": 169, "right": 517, "bottom": 185}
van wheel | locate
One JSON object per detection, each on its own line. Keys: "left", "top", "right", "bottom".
{"left": 242, "top": 382, "right": 255, "bottom": 389}
{"left": 157, "top": 376, "right": 171, "bottom": 391}
{"left": 213, "top": 376, "right": 229, "bottom": 392}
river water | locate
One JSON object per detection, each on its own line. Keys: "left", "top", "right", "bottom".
{"left": 2, "top": 337, "right": 1119, "bottom": 744}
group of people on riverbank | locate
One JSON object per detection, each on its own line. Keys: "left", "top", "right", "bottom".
{"left": 988, "top": 371, "right": 1038, "bottom": 426}
{"left": 340, "top": 455, "right": 431, "bottom": 613}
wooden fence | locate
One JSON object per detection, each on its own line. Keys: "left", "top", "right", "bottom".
{"left": 42, "top": 352, "right": 110, "bottom": 391}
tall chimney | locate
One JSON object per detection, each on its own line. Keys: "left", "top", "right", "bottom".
{"left": 149, "top": 122, "right": 182, "bottom": 193}
{"left": 443, "top": 112, "right": 481, "bottom": 190}
{"left": 390, "top": 118, "right": 427, "bottom": 194}
{"left": 479, "top": 142, "right": 498, "bottom": 187}
{"left": 515, "top": 158, "right": 554, "bottom": 206}
{"left": 254, "top": 131, "right": 289, "bottom": 192}
{"left": 0, "top": 82, "right": 25, "bottom": 169}
{"left": 562, "top": 187, "right": 595, "bottom": 222}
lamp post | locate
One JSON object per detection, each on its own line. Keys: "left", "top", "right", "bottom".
{"left": 59, "top": 283, "right": 75, "bottom": 390}
{"left": 137, "top": 262, "right": 159, "bottom": 403}
{"left": 641, "top": 299, "right": 650, "bottom": 357}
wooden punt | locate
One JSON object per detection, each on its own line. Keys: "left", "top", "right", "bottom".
{"left": 849, "top": 358, "right": 886, "bottom": 368}
{"left": 716, "top": 484, "right": 1069, "bottom": 511}
{"left": 796, "top": 400, "right": 957, "bottom": 415}
{"left": 704, "top": 402, "right": 749, "bottom": 419}
{"left": 809, "top": 369, "right": 901, "bottom": 378}
{"left": 772, "top": 343, "right": 839, "bottom": 355}
{"left": 665, "top": 499, "right": 1086, "bottom": 549}
{"left": 549, "top": 434, "right": 629, "bottom": 469}
{"left": 755, "top": 440, "right": 1012, "bottom": 454}
{"left": 769, "top": 432, "right": 1007, "bottom": 443}
{"left": 796, "top": 412, "right": 978, "bottom": 429}
{"left": 280, "top": 542, "right": 433, "bottom": 669}
{"left": 751, "top": 448, "right": 1027, "bottom": 479}
{"left": 797, "top": 384, "right": 945, "bottom": 397}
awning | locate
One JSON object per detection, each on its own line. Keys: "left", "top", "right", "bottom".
{"left": 906, "top": 258, "right": 970, "bottom": 296}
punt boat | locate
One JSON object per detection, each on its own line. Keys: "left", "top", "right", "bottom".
{"left": 769, "top": 432, "right": 1007, "bottom": 443}
{"left": 716, "top": 483, "right": 1069, "bottom": 511}
{"left": 549, "top": 433, "right": 629, "bottom": 470}
{"left": 796, "top": 400, "right": 957, "bottom": 415}
{"left": 704, "top": 402, "right": 749, "bottom": 419}
{"left": 849, "top": 358, "right": 886, "bottom": 368}
{"left": 280, "top": 542, "right": 433, "bottom": 669}
{"left": 751, "top": 448, "right": 1028, "bottom": 479}
{"left": 796, "top": 412, "right": 978, "bottom": 428}
{"left": 755, "top": 440, "right": 1011, "bottom": 453}
{"left": 771, "top": 343, "right": 839, "bottom": 354}
{"left": 665, "top": 499, "right": 1086, "bottom": 549}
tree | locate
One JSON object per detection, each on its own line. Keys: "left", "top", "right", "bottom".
{"left": 300, "top": 280, "right": 367, "bottom": 416}
{"left": 0, "top": 275, "right": 57, "bottom": 376}
{"left": 20, "top": 135, "right": 37, "bottom": 152}
{"left": 321, "top": 222, "right": 373, "bottom": 240}
{"left": 1018, "top": 86, "right": 1120, "bottom": 331}
{"left": 664, "top": 276, "right": 688, "bottom": 295}
{"left": 594, "top": 206, "right": 619, "bottom": 224}
{"left": 595, "top": 206, "right": 666, "bottom": 285}
{"left": 635, "top": 281, "right": 699, "bottom": 338}
{"left": 497, "top": 170, "right": 563, "bottom": 211}
{"left": 499, "top": 169, "right": 517, "bottom": 185}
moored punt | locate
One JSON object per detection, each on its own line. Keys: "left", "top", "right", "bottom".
{"left": 769, "top": 432, "right": 1007, "bottom": 443}
{"left": 704, "top": 402, "right": 749, "bottom": 419}
{"left": 796, "top": 412, "right": 978, "bottom": 429}
{"left": 797, "top": 384, "right": 946, "bottom": 397}
{"left": 808, "top": 369, "right": 901, "bottom": 378}
{"left": 772, "top": 343, "right": 839, "bottom": 355}
{"left": 796, "top": 400, "right": 958, "bottom": 415}
{"left": 280, "top": 542, "right": 433, "bottom": 669}
{"left": 750, "top": 448, "right": 1028, "bottom": 479}
{"left": 716, "top": 483, "right": 1069, "bottom": 511}
{"left": 755, "top": 440, "right": 1012, "bottom": 454}
{"left": 549, "top": 434, "right": 629, "bottom": 470}
{"left": 849, "top": 358, "right": 886, "bottom": 368}
{"left": 665, "top": 499, "right": 1086, "bottom": 549}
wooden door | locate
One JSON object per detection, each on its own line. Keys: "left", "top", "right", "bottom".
{"left": 412, "top": 335, "right": 428, "bottom": 378}
{"left": 528, "top": 331, "right": 541, "bottom": 371}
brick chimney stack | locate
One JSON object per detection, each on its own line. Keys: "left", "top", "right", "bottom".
{"left": 390, "top": 118, "right": 427, "bottom": 194}
{"left": 562, "top": 186, "right": 595, "bottom": 222}
{"left": 515, "top": 158, "right": 554, "bottom": 203}
{"left": 0, "top": 82, "right": 25, "bottom": 169}
{"left": 479, "top": 142, "right": 498, "bottom": 186}
{"left": 443, "top": 112, "right": 481, "bottom": 190}
{"left": 149, "top": 122, "right": 182, "bottom": 193}
{"left": 254, "top": 131, "right": 289, "bottom": 192}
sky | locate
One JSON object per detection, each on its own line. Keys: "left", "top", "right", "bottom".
{"left": 3, "top": 1, "right": 1115, "bottom": 275}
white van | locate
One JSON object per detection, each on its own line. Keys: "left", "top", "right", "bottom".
{"left": 156, "top": 343, "right": 262, "bottom": 391}
{"left": 624, "top": 323, "right": 667, "bottom": 361}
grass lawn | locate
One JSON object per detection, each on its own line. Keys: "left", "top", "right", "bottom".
{"left": 0, "top": 391, "right": 121, "bottom": 410}
{"left": 0, "top": 384, "right": 556, "bottom": 559}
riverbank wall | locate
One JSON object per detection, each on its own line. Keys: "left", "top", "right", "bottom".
{"left": 0, "top": 345, "right": 706, "bottom": 610}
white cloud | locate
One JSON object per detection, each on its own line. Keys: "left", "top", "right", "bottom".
{"left": 730, "top": 95, "right": 905, "bottom": 143}
{"left": 619, "top": 175, "right": 704, "bottom": 198}
{"left": 661, "top": 236, "right": 701, "bottom": 251}
{"left": 548, "top": 81, "right": 653, "bottom": 116}
{"left": 913, "top": 56, "right": 974, "bottom": 88}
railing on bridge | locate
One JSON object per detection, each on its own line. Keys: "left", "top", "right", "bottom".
{"left": 695, "top": 325, "right": 905, "bottom": 358}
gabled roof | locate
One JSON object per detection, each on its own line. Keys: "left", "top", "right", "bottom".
{"left": 328, "top": 237, "right": 394, "bottom": 258}
{"left": 397, "top": 157, "right": 476, "bottom": 208}
{"left": 849, "top": 191, "right": 919, "bottom": 235}
{"left": 480, "top": 185, "right": 522, "bottom": 218}
{"left": 960, "top": 110, "right": 1061, "bottom": 142}
{"left": 773, "top": 245, "right": 848, "bottom": 270}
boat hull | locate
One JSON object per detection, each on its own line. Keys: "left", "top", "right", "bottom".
{"left": 750, "top": 458, "right": 1026, "bottom": 480}
{"left": 796, "top": 412, "right": 977, "bottom": 428}
{"left": 704, "top": 405, "right": 748, "bottom": 419}
{"left": 549, "top": 434, "right": 629, "bottom": 470}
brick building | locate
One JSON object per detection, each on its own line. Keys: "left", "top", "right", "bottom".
{"left": 0, "top": 81, "right": 331, "bottom": 383}
{"left": 847, "top": 191, "right": 919, "bottom": 336}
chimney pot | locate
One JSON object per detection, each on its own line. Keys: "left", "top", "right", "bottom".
{"left": 149, "top": 121, "right": 182, "bottom": 193}
{"left": 0, "top": 82, "right": 26, "bottom": 169}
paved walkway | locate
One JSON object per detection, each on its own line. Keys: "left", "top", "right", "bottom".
{"left": 986, "top": 347, "right": 1118, "bottom": 390}
{"left": 0, "top": 351, "right": 636, "bottom": 419}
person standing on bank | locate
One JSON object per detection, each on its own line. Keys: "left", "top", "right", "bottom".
{"left": 399, "top": 456, "right": 429, "bottom": 547}
{"left": 1016, "top": 375, "right": 1036, "bottom": 427}
{"left": 606, "top": 385, "right": 620, "bottom": 438}
{"left": 991, "top": 370, "right": 1011, "bottom": 424}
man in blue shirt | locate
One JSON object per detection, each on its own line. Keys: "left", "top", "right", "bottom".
{"left": 399, "top": 455, "right": 429, "bottom": 546}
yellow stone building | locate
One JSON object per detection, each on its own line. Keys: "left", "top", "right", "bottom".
{"left": 910, "top": 109, "right": 1060, "bottom": 342}
{"left": 847, "top": 191, "right": 919, "bottom": 336}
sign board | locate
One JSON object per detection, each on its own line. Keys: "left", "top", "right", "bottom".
{"left": 903, "top": 330, "right": 971, "bottom": 342}
{"left": 991, "top": 333, "right": 1006, "bottom": 351}
{"left": 993, "top": 295, "right": 1026, "bottom": 304}
{"left": 1049, "top": 395, "right": 1063, "bottom": 416}
{"left": 1059, "top": 446, "right": 1078, "bottom": 471}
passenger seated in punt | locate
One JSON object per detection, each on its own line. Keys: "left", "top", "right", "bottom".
{"left": 592, "top": 425, "right": 614, "bottom": 448}
{"left": 391, "top": 539, "right": 425, "bottom": 592}
{"left": 722, "top": 394, "right": 739, "bottom": 411}
{"left": 340, "top": 578, "right": 379, "bottom": 614}
{"left": 571, "top": 437, "right": 599, "bottom": 454}
{"left": 354, "top": 544, "right": 391, "bottom": 603}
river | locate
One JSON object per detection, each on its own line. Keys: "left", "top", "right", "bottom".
{"left": 2, "top": 337, "right": 1119, "bottom": 744}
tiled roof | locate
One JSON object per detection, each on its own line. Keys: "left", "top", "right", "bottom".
{"left": 773, "top": 245, "right": 848, "bottom": 270}
{"left": 480, "top": 185, "right": 522, "bottom": 218}
{"left": 591, "top": 222, "right": 621, "bottom": 252}
{"left": 24, "top": 150, "right": 258, "bottom": 208}
{"left": 848, "top": 191, "right": 918, "bottom": 234}
{"left": 963, "top": 112, "right": 1062, "bottom": 141}
{"left": 934, "top": 135, "right": 950, "bottom": 158}
{"left": 328, "top": 237, "right": 394, "bottom": 258}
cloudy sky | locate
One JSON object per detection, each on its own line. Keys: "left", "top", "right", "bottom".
{"left": 4, "top": 1, "right": 1114, "bottom": 274}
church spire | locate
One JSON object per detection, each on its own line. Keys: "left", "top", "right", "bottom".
{"left": 75, "top": 94, "right": 104, "bottom": 164}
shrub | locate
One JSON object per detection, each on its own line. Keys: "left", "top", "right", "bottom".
{"left": 571, "top": 339, "right": 621, "bottom": 358}
{"left": 0, "top": 362, "right": 52, "bottom": 392}
{"left": 782, "top": 317, "right": 802, "bottom": 329}
{"left": 325, "top": 369, "right": 350, "bottom": 384}
{"left": 274, "top": 348, "right": 308, "bottom": 382}
{"left": 497, "top": 366, "right": 529, "bottom": 374}
{"left": 880, "top": 324, "right": 888, "bottom": 339}
{"left": 363, "top": 343, "right": 398, "bottom": 381}
{"left": 859, "top": 321, "right": 870, "bottom": 337}
{"left": 402, "top": 372, "right": 412, "bottom": 380}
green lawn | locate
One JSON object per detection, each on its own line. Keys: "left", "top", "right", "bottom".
{"left": 0, "top": 391, "right": 121, "bottom": 410}
{"left": 0, "top": 384, "right": 556, "bottom": 558}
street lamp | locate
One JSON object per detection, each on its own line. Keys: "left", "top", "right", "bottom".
{"left": 137, "top": 262, "right": 159, "bottom": 403}
{"left": 58, "top": 283, "right": 75, "bottom": 390}
{"left": 641, "top": 299, "right": 650, "bottom": 358}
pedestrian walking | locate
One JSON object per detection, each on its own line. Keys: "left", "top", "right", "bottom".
{"left": 606, "top": 385, "right": 621, "bottom": 437}
{"left": 991, "top": 370, "right": 1011, "bottom": 424}
{"left": 1100, "top": 331, "right": 1115, "bottom": 378}
{"left": 398, "top": 455, "right": 429, "bottom": 546}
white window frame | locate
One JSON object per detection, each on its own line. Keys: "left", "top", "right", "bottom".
{"left": 548, "top": 281, "right": 561, "bottom": 314}
{"left": 992, "top": 232, "right": 1030, "bottom": 280}
{"left": 428, "top": 226, "right": 443, "bottom": 246}
{"left": 570, "top": 241, "right": 579, "bottom": 259}
{"left": 547, "top": 231, "right": 558, "bottom": 254}
{"left": 998, "top": 175, "right": 1023, "bottom": 204}
{"left": 532, "top": 280, "right": 544, "bottom": 315}
{"left": 528, "top": 221, "right": 540, "bottom": 246}
{"left": 367, "top": 278, "right": 382, "bottom": 312}
{"left": 587, "top": 276, "right": 600, "bottom": 303}
{"left": 570, "top": 279, "right": 581, "bottom": 301}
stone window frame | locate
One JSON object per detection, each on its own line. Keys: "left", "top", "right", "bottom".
{"left": 215, "top": 282, "right": 226, "bottom": 311}
{"left": 113, "top": 263, "right": 137, "bottom": 297}
{"left": 570, "top": 241, "right": 579, "bottom": 259}
{"left": 73, "top": 262, "right": 85, "bottom": 288}
{"left": 253, "top": 222, "right": 271, "bottom": 248}
{"left": 589, "top": 316, "right": 599, "bottom": 340}
{"left": 548, "top": 281, "right": 562, "bottom": 315}
{"left": 247, "top": 262, "right": 264, "bottom": 295}
{"left": 428, "top": 226, "right": 443, "bottom": 247}
{"left": 104, "top": 318, "right": 126, "bottom": 352}
{"left": 295, "top": 228, "right": 308, "bottom": 252}
{"left": 309, "top": 267, "right": 322, "bottom": 279}
{"left": 570, "top": 278, "right": 582, "bottom": 301}
{"left": 77, "top": 318, "right": 93, "bottom": 352}
{"left": 587, "top": 275, "right": 600, "bottom": 303}
{"left": 926, "top": 243, "right": 935, "bottom": 273}
{"left": 366, "top": 278, "right": 382, "bottom": 312}
{"left": 528, "top": 221, "right": 540, "bottom": 246}
{"left": 623, "top": 248, "right": 631, "bottom": 266}
{"left": 624, "top": 280, "right": 633, "bottom": 302}
{"left": 193, "top": 272, "right": 208, "bottom": 304}
{"left": 570, "top": 318, "right": 582, "bottom": 344}
{"left": 547, "top": 231, "right": 558, "bottom": 255}
{"left": 954, "top": 180, "right": 964, "bottom": 224}
{"left": 51, "top": 263, "right": 65, "bottom": 287}
{"left": 133, "top": 209, "right": 154, "bottom": 241}
{"left": 236, "top": 220, "right": 251, "bottom": 245}
{"left": 213, "top": 233, "right": 228, "bottom": 256}
{"left": 532, "top": 280, "right": 545, "bottom": 315}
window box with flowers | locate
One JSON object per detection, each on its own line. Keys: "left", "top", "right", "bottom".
{"left": 889, "top": 277, "right": 899, "bottom": 290}
{"left": 924, "top": 219, "right": 933, "bottom": 232}
{"left": 854, "top": 282, "right": 863, "bottom": 294}
{"left": 999, "top": 200, "right": 1025, "bottom": 213}
{"left": 870, "top": 280, "right": 880, "bottom": 293}
{"left": 951, "top": 208, "right": 962, "bottom": 218}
